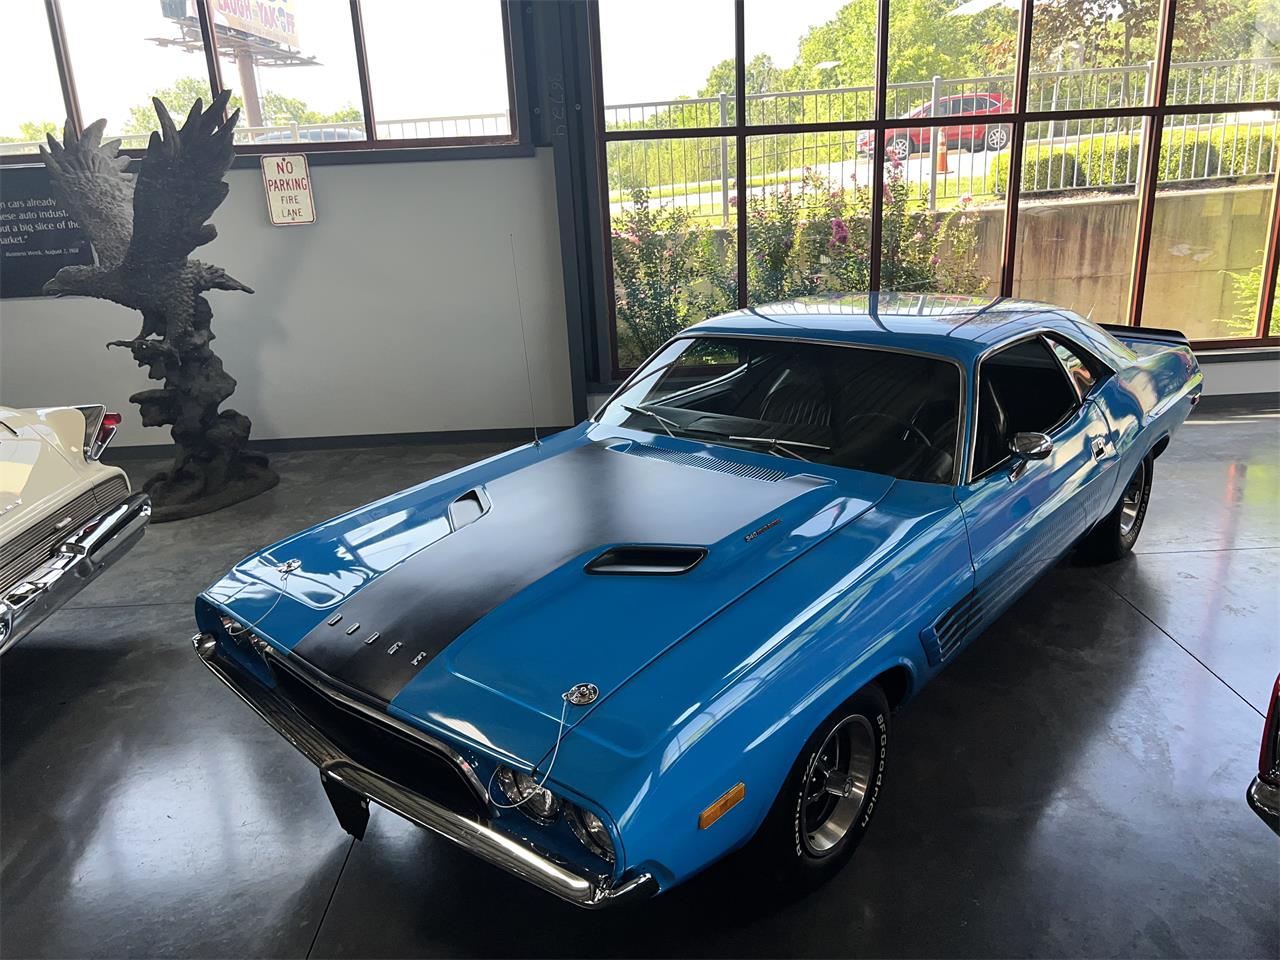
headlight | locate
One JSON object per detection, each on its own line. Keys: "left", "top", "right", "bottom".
{"left": 568, "top": 805, "right": 615, "bottom": 863}
{"left": 494, "top": 766, "right": 561, "bottom": 822}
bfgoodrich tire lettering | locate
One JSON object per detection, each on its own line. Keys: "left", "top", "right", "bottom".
{"left": 754, "top": 683, "right": 891, "bottom": 885}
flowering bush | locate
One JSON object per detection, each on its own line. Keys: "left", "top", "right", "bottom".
{"left": 611, "top": 170, "right": 989, "bottom": 368}
{"left": 745, "top": 167, "right": 988, "bottom": 301}
{"left": 611, "top": 189, "right": 735, "bottom": 367}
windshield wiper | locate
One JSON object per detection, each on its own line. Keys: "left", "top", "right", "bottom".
{"left": 621, "top": 403, "right": 682, "bottom": 439}
{"left": 727, "top": 435, "right": 832, "bottom": 463}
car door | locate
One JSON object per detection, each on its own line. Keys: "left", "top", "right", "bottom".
{"left": 1042, "top": 332, "right": 1124, "bottom": 527}
{"left": 955, "top": 335, "right": 1113, "bottom": 619}
{"left": 953, "top": 96, "right": 979, "bottom": 147}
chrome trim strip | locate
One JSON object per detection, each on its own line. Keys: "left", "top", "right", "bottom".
{"left": 193, "top": 633, "right": 657, "bottom": 908}
{"left": 594, "top": 331, "right": 969, "bottom": 486}
{"left": 0, "top": 492, "right": 150, "bottom": 655}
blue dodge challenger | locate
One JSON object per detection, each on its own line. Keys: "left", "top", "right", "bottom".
{"left": 194, "top": 294, "right": 1202, "bottom": 907}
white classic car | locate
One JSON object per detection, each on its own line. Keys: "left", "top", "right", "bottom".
{"left": 0, "top": 404, "right": 150, "bottom": 654}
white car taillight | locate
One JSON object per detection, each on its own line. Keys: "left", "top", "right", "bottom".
{"left": 75, "top": 405, "right": 123, "bottom": 460}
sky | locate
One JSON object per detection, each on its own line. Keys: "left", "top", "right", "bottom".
{"left": 0, "top": 0, "right": 848, "bottom": 139}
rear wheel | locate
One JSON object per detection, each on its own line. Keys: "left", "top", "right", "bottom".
{"left": 1078, "top": 456, "right": 1153, "bottom": 562}
{"left": 750, "top": 684, "right": 889, "bottom": 887}
{"left": 985, "top": 124, "right": 1012, "bottom": 151}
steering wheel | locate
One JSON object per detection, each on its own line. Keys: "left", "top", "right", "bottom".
{"left": 844, "top": 412, "right": 934, "bottom": 448}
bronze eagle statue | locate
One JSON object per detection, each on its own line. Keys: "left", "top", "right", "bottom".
{"left": 40, "top": 90, "right": 277, "bottom": 521}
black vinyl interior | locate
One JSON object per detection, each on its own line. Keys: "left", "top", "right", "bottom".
{"left": 972, "top": 337, "right": 1079, "bottom": 477}
{"left": 611, "top": 340, "right": 962, "bottom": 484}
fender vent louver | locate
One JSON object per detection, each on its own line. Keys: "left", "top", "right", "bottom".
{"left": 612, "top": 444, "right": 787, "bottom": 482}
{"left": 585, "top": 545, "right": 708, "bottom": 576}
{"left": 921, "top": 592, "right": 985, "bottom": 666}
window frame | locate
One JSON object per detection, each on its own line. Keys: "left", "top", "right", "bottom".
{"left": 1043, "top": 331, "right": 1109, "bottom": 403}
{"left": 590, "top": 0, "right": 1280, "bottom": 379}
{"left": 595, "top": 331, "right": 969, "bottom": 486}
{"left": 4, "top": 0, "right": 526, "bottom": 165}
{"left": 968, "top": 332, "right": 1084, "bottom": 483}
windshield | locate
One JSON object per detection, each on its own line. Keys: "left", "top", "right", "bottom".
{"left": 598, "top": 337, "right": 962, "bottom": 483}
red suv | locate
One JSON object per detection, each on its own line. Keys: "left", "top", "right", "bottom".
{"left": 858, "top": 92, "right": 1014, "bottom": 158}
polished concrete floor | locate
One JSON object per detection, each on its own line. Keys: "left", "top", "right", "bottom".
{"left": 2, "top": 409, "right": 1277, "bottom": 958}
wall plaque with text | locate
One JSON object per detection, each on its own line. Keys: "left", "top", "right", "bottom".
{"left": 0, "top": 166, "right": 94, "bottom": 299}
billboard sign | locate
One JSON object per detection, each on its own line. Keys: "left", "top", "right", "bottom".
{"left": 165, "top": 0, "right": 299, "bottom": 49}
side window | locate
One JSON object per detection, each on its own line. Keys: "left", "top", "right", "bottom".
{"left": 1046, "top": 336, "right": 1097, "bottom": 399}
{"left": 972, "top": 338, "right": 1081, "bottom": 478}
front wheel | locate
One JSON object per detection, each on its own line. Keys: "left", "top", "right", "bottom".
{"left": 749, "top": 684, "right": 890, "bottom": 887}
{"left": 888, "top": 135, "right": 912, "bottom": 160}
{"left": 1078, "top": 455, "right": 1153, "bottom": 562}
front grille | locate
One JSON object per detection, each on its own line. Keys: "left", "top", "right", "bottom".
{"left": 269, "top": 656, "right": 484, "bottom": 820}
{"left": 0, "top": 476, "right": 130, "bottom": 595}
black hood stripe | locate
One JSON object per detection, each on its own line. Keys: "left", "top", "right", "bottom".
{"left": 289, "top": 442, "right": 825, "bottom": 705}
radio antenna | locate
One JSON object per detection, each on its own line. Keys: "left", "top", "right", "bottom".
{"left": 509, "top": 233, "right": 540, "bottom": 447}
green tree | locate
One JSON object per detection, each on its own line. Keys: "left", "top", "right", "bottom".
{"left": 789, "top": 0, "right": 1017, "bottom": 89}
{"left": 1032, "top": 0, "right": 1248, "bottom": 67}
{"left": 123, "top": 76, "right": 212, "bottom": 134}
{"left": 0, "top": 121, "right": 59, "bottom": 143}
{"left": 123, "top": 78, "right": 361, "bottom": 134}
{"left": 698, "top": 53, "right": 788, "bottom": 97}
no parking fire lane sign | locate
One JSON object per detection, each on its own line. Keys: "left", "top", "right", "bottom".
{"left": 261, "top": 154, "right": 316, "bottom": 226}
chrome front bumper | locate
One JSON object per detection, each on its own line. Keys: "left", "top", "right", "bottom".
{"left": 0, "top": 492, "right": 151, "bottom": 655}
{"left": 193, "top": 632, "right": 656, "bottom": 908}
{"left": 1247, "top": 775, "right": 1280, "bottom": 835}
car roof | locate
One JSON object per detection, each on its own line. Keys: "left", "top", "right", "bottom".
{"left": 682, "top": 293, "right": 1095, "bottom": 365}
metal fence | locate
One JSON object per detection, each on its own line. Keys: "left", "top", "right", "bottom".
{"left": 605, "top": 57, "right": 1280, "bottom": 222}
{"left": 0, "top": 112, "right": 511, "bottom": 156}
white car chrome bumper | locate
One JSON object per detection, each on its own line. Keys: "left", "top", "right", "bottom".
{"left": 0, "top": 492, "right": 151, "bottom": 654}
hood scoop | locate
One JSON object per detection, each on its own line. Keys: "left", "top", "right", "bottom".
{"left": 608, "top": 441, "right": 788, "bottom": 483}
{"left": 585, "top": 545, "right": 707, "bottom": 576}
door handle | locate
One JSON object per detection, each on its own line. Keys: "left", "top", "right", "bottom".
{"left": 1091, "top": 436, "right": 1109, "bottom": 460}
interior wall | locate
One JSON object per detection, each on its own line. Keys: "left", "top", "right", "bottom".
{"left": 0, "top": 149, "right": 573, "bottom": 447}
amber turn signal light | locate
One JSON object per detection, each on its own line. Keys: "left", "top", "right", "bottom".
{"left": 698, "top": 782, "right": 745, "bottom": 829}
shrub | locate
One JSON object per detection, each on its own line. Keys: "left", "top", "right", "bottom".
{"left": 609, "top": 168, "right": 990, "bottom": 369}
{"left": 989, "top": 148, "right": 1080, "bottom": 194}
{"left": 1076, "top": 132, "right": 1220, "bottom": 187}
{"left": 1210, "top": 125, "right": 1275, "bottom": 177}
{"left": 610, "top": 189, "right": 735, "bottom": 367}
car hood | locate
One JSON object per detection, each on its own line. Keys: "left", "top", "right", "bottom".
{"left": 202, "top": 428, "right": 894, "bottom": 763}
{"left": 0, "top": 407, "right": 88, "bottom": 537}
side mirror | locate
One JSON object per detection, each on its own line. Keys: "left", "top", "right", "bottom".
{"left": 1010, "top": 432, "right": 1053, "bottom": 460}
{"left": 1008, "top": 432, "right": 1052, "bottom": 481}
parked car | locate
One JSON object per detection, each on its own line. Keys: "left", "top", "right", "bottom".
{"left": 252, "top": 128, "right": 364, "bottom": 144}
{"left": 1, "top": 405, "right": 150, "bottom": 654}
{"left": 1248, "top": 674, "right": 1280, "bottom": 834}
{"left": 193, "top": 295, "right": 1201, "bottom": 908}
{"left": 858, "top": 92, "right": 1015, "bottom": 158}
